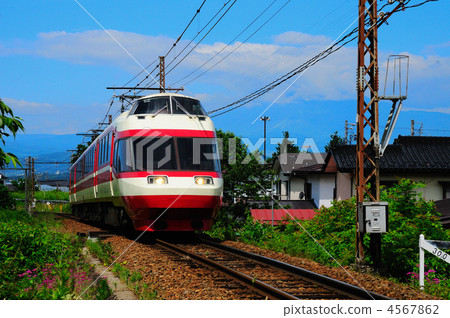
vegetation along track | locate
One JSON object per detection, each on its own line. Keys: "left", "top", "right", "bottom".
{"left": 156, "top": 238, "right": 392, "bottom": 300}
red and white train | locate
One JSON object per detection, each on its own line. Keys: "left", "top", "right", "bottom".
{"left": 69, "top": 93, "right": 223, "bottom": 231}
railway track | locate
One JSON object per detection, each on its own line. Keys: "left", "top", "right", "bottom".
{"left": 50, "top": 212, "right": 392, "bottom": 300}
{"left": 155, "top": 238, "right": 392, "bottom": 300}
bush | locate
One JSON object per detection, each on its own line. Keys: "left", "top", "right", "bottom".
{"left": 380, "top": 179, "right": 449, "bottom": 279}
{"left": 0, "top": 184, "right": 15, "bottom": 209}
{"left": 0, "top": 209, "right": 111, "bottom": 299}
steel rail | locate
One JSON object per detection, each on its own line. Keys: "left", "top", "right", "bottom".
{"left": 155, "top": 239, "right": 299, "bottom": 300}
{"left": 200, "top": 238, "right": 392, "bottom": 300}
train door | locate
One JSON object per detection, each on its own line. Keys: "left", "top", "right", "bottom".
{"left": 109, "top": 131, "right": 115, "bottom": 196}
{"left": 94, "top": 141, "right": 99, "bottom": 198}
{"left": 74, "top": 166, "right": 77, "bottom": 201}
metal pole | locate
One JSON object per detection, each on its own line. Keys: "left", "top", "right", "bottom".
{"left": 271, "top": 178, "right": 274, "bottom": 227}
{"left": 345, "top": 120, "right": 348, "bottom": 144}
{"left": 260, "top": 116, "right": 270, "bottom": 161}
{"left": 356, "top": 0, "right": 381, "bottom": 267}
{"left": 159, "top": 56, "right": 165, "bottom": 93}
{"left": 24, "top": 158, "right": 28, "bottom": 214}
{"left": 31, "top": 158, "right": 35, "bottom": 212}
{"left": 419, "top": 234, "right": 424, "bottom": 289}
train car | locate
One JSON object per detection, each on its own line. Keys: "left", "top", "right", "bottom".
{"left": 69, "top": 93, "right": 223, "bottom": 231}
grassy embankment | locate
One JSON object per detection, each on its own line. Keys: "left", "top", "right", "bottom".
{"left": 0, "top": 209, "right": 112, "bottom": 299}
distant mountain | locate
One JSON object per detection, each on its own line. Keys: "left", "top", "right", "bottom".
{"left": 3, "top": 133, "right": 83, "bottom": 157}
{"left": 2, "top": 134, "right": 82, "bottom": 180}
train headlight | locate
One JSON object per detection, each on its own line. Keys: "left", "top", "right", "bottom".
{"left": 148, "top": 176, "right": 168, "bottom": 184}
{"left": 194, "top": 176, "right": 213, "bottom": 185}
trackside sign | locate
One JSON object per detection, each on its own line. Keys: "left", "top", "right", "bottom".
{"left": 419, "top": 234, "right": 450, "bottom": 289}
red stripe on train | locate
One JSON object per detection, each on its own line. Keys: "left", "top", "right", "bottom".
{"left": 117, "top": 171, "right": 222, "bottom": 178}
{"left": 116, "top": 129, "right": 215, "bottom": 139}
{"left": 122, "top": 195, "right": 221, "bottom": 209}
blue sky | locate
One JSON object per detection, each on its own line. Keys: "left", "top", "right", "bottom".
{"left": 1, "top": 0, "right": 449, "bottom": 154}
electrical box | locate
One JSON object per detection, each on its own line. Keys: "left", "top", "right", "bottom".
{"left": 358, "top": 202, "right": 388, "bottom": 233}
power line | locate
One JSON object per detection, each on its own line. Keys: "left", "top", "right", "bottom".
{"left": 164, "top": 0, "right": 207, "bottom": 59}
{"left": 171, "top": 0, "right": 287, "bottom": 86}
{"left": 164, "top": 0, "right": 234, "bottom": 73}
{"left": 209, "top": 0, "right": 437, "bottom": 118}
{"left": 123, "top": 0, "right": 208, "bottom": 93}
{"left": 165, "top": 0, "right": 237, "bottom": 77}
{"left": 193, "top": 1, "right": 355, "bottom": 109}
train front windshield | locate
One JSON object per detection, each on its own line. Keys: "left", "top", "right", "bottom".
{"left": 132, "top": 96, "right": 207, "bottom": 116}
{"left": 115, "top": 137, "right": 220, "bottom": 172}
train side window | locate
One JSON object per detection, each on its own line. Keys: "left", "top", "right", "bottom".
{"left": 98, "top": 140, "right": 102, "bottom": 166}
{"left": 114, "top": 139, "right": 133, "bottom": 172}
{"left": 106, "top": 133, "right": 110, "bottom": 163}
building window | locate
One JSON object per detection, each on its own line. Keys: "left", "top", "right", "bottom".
{"left": 305, "top": 182, "right": 312, "bottom": 200}
{"left": 283, "top": 181, "right": 289, "bottom": 199}
{"left": 442, "top": 182, "right": 450, "bottom": 199}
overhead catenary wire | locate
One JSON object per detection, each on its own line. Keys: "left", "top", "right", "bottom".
{"left": 165, "top": 0, "right": 237, "bottom": 77}
{"left": 178, "top": 0, "right": 355, "bottom": 108}
{"left": 123, "top": 0, "right": 208, "bottom": 94}
{"left": 171, "top": 0, "right": 287, "bottom": 86}
{"left": 209, "top": 0, "right": 436, "bottom": 118}
{"left": 163, "top": 0, "right": 234, "bottom": 74}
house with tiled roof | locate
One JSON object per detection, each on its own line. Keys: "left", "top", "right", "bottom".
{"left": 272, "top": 152, "right": 334, "bottom": 208}
{"left": 326, "top": 136, "right": 450, "bottom": 202}
{"left": 272, "top": 136, "right": 450, "bottom": 209}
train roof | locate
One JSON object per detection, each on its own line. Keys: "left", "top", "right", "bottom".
{"left": 136, "top": 92, "right": 200, "bottom": 101}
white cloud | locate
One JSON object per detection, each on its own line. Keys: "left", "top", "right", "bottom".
{"left": 402, "top": 107, "right": 450, "bottom": 115}
{"left": 2, "top": 30, "right": 449, "bottom": 113}
{"left": 273, "top": 31, "right": 331, "bottom": 46}
{"left": 2, "top": 30, "right": 175, "bottom": 71}
{"left": 2, "top": 97, "right": 52, "bottom": 111}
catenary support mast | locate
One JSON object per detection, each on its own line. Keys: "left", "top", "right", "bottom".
{"left": 356, "top": 0, "right": 380, "bottom": 265}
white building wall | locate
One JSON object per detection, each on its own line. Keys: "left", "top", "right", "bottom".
{"left": 341, "top": 173, "right": 450, "bottom": 202}
{"left": 379, "top": 173, "right": 450, "bottom": 201}
{"left": 336, "top": 172, "right": 353, "bottom": 200}
{"left": 277, "top": 173, "right": 290, "bottom": 200}
{"left": 289, "top": 177, "right": 305, "bottom": 201}
{"left": 310, "top": 174, "right": 335, "bottom": 208}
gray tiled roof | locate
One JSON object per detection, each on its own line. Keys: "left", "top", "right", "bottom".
{"left": 330, "top": 136, "right": 450, "bottom": 173}
{"left": 275, "top": 153, "right": 327, "bottom": 175}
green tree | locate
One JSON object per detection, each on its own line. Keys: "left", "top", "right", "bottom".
{"left": 380, "top": 179, "right": 449, "bottom": 278}
{"left": 324, "top": 131, "right": 346, "bottom": 153}
{"left": 70, "top": 143, "right": 89, "bottom": 164}
{"left": 0, "top": 99, "right": 25, "bottom": 168}
{"left": 216, "top": 129, "right": 273, "bottom": 218}
{"left": 271, "top": 131, "right": 300, "bottom": 159}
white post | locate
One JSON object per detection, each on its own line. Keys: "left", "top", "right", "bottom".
{"left": 271, "top": 179, "right": 274, "bottom": 227}
{"left": 419, "top": 234, "right": 425, "bottom": 290}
